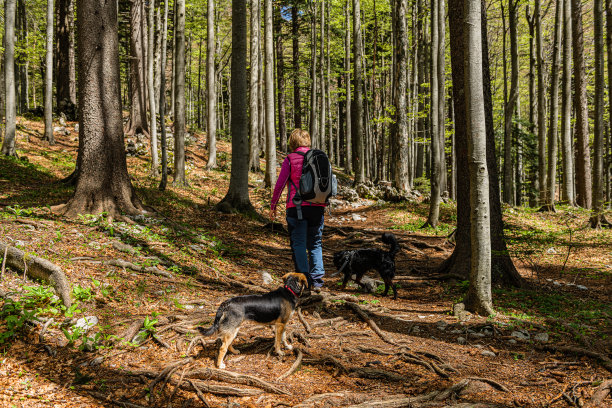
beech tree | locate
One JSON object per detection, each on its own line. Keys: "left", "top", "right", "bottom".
{"left": 249, "top": 0, "right": 261, "bottom": 172}
{"left": 2, "top": 0, "right": 17, "bottom": 157}
{"left": 56, "top": 0, "right": 76, "bottom": 110}
{"left": 218, "top": 0, "right": 255, "bottom": 214}
{"left": 148, "top": 0, "right": 159, "bottom": 176}
{"left": 173, "top": 0, "right": 187, "bottom": 186}
{"left": 560, "top": 0, "right": 575, "bottom": 205}
{"left": 53, "top": 0, "right": 147, "bottom": 219}
{"left": 44, "top": 0, "right": 54, "bottom": 145}
{"left": 263, "top": 0, "right": 276, "bottom": 188}
{"left": 352, "top": 0, "right": 365, "bottom": 184}
{"left": 206, "top": 0, "right": 217, "bottom": 170}
{"left": 126, "top": 0, "right": 149, "bottom": 136}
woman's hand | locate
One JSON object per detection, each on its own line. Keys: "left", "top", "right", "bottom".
{"left": 268, "top": 208, "right": 277, "bottom": 220}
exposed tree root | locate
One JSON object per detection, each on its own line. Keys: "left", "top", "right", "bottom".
{"left": 188, "top": 379, "right": 211, "bottom": 407}
{"left": 185, "top": 367, "right": 288, "bottom": 394}
{"left": 277, "top": 349, "right": 303, "bottom": 381}
{"left": 345, "top": 301, "right": 400, "bottom": 347}
{"left": 0, "top": 242, "right": 71, "bottom": 307}
{"left": 535, "top": 344, "right": 612, "bottom": 373}
{"left": 106, "top": 259, "right": 173, "bottom": 278}
{"left": 296, "top": 308, "right": 311, "bottom": 333}
{"left": 466, "top": 377, "right": 510, "bottom": 392}
{"left": 584, "top": 379, "right": 612, "bottom": 407}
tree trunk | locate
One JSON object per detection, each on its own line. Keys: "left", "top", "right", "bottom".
{"left": 571, "top": 0, "right": 592, "bottom": 209}
{"left": 319, "top": 0, "right": 326, "bottom": 151}
{"left": 463, "top": 0, "right": 493, "bottom": 316}
{"left": 56, "top": 0, "right": 76, "bottom": 112}
{"left": 438, "top": 0, "right": 446, "bottom": 195}
{"left": 249, "top": 0, "right": 261, "bottom": 171}
{"left": 425, "top": 0, "right": 442, "bottom": 226}
{"left": 607, "top": 0, "right": 612, "bottom": 209}
{"left": 544, "top": 0, "right": 563, "bottom": 211}
{"left": 344, "top": 0, "right": 352, "bottom": 173}
{"left": 353, "top": 0, "right": 365, "bottom": 184}
{"left": 392, "top": 0, "right": 409, "bottom": 193}
{"left": 53, "top": 0, "right": 146, "bottom": 220}
{"left": 127, "top": 0, "right": 149, "bottom": 136}
{"left": 263, "top": 0, "right": 276, "bottom": 188}
{"left": 148, "top": 0, "right": 159, "bottom": 177}
{"left": 309, "top": 1, "right": 318, "bottom": 146}
{"left": 292, "top": 3, "right": 301, "bottom": 130}
{"left": 159, "top": 0, "right": 170, "bottom": 191}
{"left": 2, "top": 0, "right": 16, "bottom": 157}
{"left": 442, "top": 0, "right": 522, "bottom": 288}
{"left": 206, "top": 0, "right": 217, "bottom": 170}
{"left": 503, "top": 0, "right": 518, "bottom": 205}
{"left": 44, "top": 0, "right": 55, "bottom": 145}
{"left": 173, "top": 0, "right": 186, "bottom": 186}
{"left": 275, "top": 6, "right": 287, "bottom": 153}
{"left": 535, "top": 0, "right": 546, "bottom": 206}
{"left": 590, "top": 0, "right": 609, "bottom": 227}
{"left": 561, "top": 0, "right": 575, "bottom": 205}
{"left": 218, "top": 0, "right": 255, "bottom": 214}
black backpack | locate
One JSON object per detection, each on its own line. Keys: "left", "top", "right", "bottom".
{"left": 289, "top": 149, "right": 337, "bottom": 219}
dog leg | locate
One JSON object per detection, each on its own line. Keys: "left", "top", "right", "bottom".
{"left": 281, "top": 327, "right": 293, "bottom": 351}
{"left": 274, "top": 323, "right": 287, "bottom": 356}
{"left": 216, "top": 328, "right": 239, "bottom": 369}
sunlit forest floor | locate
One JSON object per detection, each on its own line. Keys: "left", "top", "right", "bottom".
{"left": 0, "top": 116, "right": 610, "bottom": 407}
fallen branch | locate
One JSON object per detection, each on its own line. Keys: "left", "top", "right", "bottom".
{"left": 188, "top": 379, "right": 210, "bottom": 407}
{"left": 584, "top": 379, "right": 612, "bottom": 408}
{"left": 0, "top": 242, "right": 71, "bottom": 307}
{"left": 277, "top": 349, "right": 303, "bottom": 381}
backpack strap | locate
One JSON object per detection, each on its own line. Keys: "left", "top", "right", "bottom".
{"left": 288, "top": 151, "right": 307, "bottom": 220}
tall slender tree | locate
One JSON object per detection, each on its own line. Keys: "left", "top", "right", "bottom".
{"left": 275, "top": 6, "right": 287, "bottom": 153}
{"left": 560, "top": 0, "right": 575, "bottom": 205}
{"left": 309, "top": 1, "right": 318, "bottom": 145}
{"left": 159, "top": 0, "right": 170, "bottom": 191}
{"left": 206, "top": 0, "right": 217, "bottom": 170}
{"left": 353, "top": 0, "right": 365, "bottom": 184}
{"left": 44, "top": 0, "right": 55, "bottom": 145}
{"left": 263, "top": 0, "right": 277, "bottom": 188}
{"left": 173, "top": 0, "right": 187, "bottom": 186}
{"left": 503, "top": 0, "right": 519, "bottom": 205}
{"left": 249, "top": 0, "right": 261, "bottom": 171}
{"left": 56, "top": 0, "right": 76, "bottom": 110}
{"left": 127, "top": 0, "right": 149, "bottom": 136}
{"left": 571, "top": 0, "right": 591, "bottom": 209}
{"left": 535, "top": 0, "right": 546, "bottom": 205}
{"left": 463, "top": 0, "right": 493, "bottom": 316}
{"left": 2, "top": 0, "right": 17, "bottom": 157}
{"left": 590, "top": 0, "right": 610, "bottom": 227}
{"left": 148, "top": 0, "right": 159, "bottom": 176}
{"left": 53, "top": 0, "right": 146, "bottom": 219}
{"left": 543, "top": 0, "right": 563, "bottom": 211}
{"left": 344, "top": 0, "right": 352, "bottom": 173}
{"left": 292, "top": 3, "right": 302, "bottom": 130}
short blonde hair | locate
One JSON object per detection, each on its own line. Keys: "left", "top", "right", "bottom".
{"left": 288, "top": 129, "right": 311, "bottom": 151}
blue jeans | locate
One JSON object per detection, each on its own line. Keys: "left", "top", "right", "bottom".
{"left": 286, "top": 206, "right": 325, "bottom": 289}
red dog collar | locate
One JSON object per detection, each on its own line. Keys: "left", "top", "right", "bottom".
{"left": 284, "top": 285, "right": 299, "bottom": 298}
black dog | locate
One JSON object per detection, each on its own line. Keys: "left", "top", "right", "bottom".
{"left": 332, "top": 233, "right": 399, "bottom": 299}
{"left": 198, "top": 273, "right": 308, "bottom": 369}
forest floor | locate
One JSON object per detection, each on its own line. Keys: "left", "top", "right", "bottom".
{"left": 0, "top": 117, "right": 611, "bottom": 408}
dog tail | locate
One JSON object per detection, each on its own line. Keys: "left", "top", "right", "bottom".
{"left": 382, "top": 233, "right": 399, "bottom": 257}
{"left": 198, "top": 314, "right": 221, "bottom": 337}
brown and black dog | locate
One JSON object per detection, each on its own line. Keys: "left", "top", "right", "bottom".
{"left": 198, "top": 273, "right": 308, "bottom": 369}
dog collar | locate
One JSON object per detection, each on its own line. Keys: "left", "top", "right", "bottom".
{"left": 284, "top": 285, "right": 299, "bottom": 298}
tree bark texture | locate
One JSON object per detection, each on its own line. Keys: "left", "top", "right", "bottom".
{"left": 173, "top": 0, "right": 187, "bottom": 186}
{"left": 128, "top": 0, "right": 149, "bottom": 136}
{"left": 249, "top": 0, "right": 261, "bottom": 171}
{"left": 571, "top": 0, "right": 592, "bottom": 209}
{"left": 263, "top": 0, "right": 277, "bottom": 188}
{"left": 561, "top": 0, "right": 575, "bottom": 205}
{"left": 535, "top": 0, "right": 546, "bottom": 205}
{"left": 54, "top": 0, "right": 145, "bottom": 219}
{"left": 2, "top": 0, "right": 17, "bottom": 156}
{"left": 545, "top": 0, "right": 563, "bottom": 210}
{"left": 275, "top": 7, "right": 287, "bottom": 153}
{"left": 426, "top": 0, "right": 441, "bottom": 226}
{"left": 44, "top": 0, "right": 55, "bottom": 145}
{"left": 344, "top": 0, "right": 352, "bottom": 173}
{"left": 292, "top": 3, "right": 302, "bottom": 130}
{"left": 309, "top": 1, "right": 318, "bottom": 146}
{"left": 56, "top": 0, "right": 76, "bottom": 109}
{"left": 148, "top": 0, "right": 159, "bottom": 176}
{"left": 219, "top": 0, "right": 254, "bottom": 213}
{"left": 394, "top": 0, "right": 409, "bottom": 193}
{"left": 463, "top": 0, "right": 494, "bottom": 317}
{"left": 503, "top": 0, "right": 518, "bottom": 205}
{"left": 159, "top": 0, "right": 170, "bottom": 190}
{"left": 353, "top": 0, "right": 365, "bottom": 184}
{"left": 206, "top": 0, "right": 217, "bottom": 170}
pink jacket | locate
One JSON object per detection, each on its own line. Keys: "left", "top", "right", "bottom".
{"left": 270, "top": 146, "right": 326, "bottom": 211}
